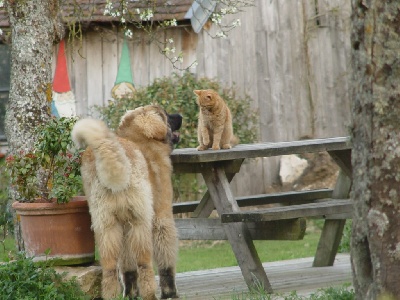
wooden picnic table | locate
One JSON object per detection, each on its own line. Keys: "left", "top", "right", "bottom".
{"left": 170, "top": 136, "right": 353, "bottom": 293}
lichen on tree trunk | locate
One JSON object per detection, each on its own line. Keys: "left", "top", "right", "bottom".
{"left": 351, "top": 1, "right": 400, "bottom": 299}
{"left": 5, "top": 0, "right": 64, "bottom": 250}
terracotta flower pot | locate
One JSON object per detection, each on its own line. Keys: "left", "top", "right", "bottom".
{"left": 12, "top": 196, "right": 95, "bottom": 266}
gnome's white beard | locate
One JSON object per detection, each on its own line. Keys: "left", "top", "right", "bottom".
{"left": 111, "top": 82, "right": 136, "bottom": 99}
{"left": 53, "top": 91, "right": 76, "bottom": 117}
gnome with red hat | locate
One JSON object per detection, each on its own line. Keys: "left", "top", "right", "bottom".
{"left": 52, "top": 40, "right": 76, "bottom": 117}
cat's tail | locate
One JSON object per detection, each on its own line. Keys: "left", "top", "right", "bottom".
{"left": 231, "top": 135, "right": 240, "bottom": 147}
{"left": 71, "top": 118, "right": 131, "bottom": 192}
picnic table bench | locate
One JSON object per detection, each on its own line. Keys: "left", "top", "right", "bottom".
{"left": 170, "top": 136, "right": 352, "bottom": 293}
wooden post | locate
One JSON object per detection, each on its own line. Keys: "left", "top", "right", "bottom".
{"left": 202, "top": 164, "right": 273, "bottom": 292}
{"left": 328, "top": 149, "right": 352, "bottom": 178}
{"left": 313, "top": 169, "right": 351, "bottom": 267}
{"left": 192, "top": 159, "right": 244, "bottom": 218}
{"left": 192, "top": 173, "right": 237, "bottom": 218}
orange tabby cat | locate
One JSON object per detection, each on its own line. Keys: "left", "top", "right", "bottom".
{"left": 194, "top": 89, "right": 237, "bottom": 151}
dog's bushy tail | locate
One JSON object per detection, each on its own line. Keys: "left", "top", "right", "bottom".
{"left": 72, "top": 119, "right": 131, "bottom": 192}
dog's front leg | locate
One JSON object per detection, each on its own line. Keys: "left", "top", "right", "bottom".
{"left": 159, "top": 267, "right": 179, "bottom": 299}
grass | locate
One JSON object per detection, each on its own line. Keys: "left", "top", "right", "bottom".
{"left": 0, "top": 231, "right": 16, "bottom": 262}
{"left": 177, "top": 229, "right": 321, "bottom": 273}
{"left": 227, "top": 283, "right": 354, "bottom": 300}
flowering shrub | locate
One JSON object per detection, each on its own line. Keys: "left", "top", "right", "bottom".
{"left": 6, "top": 117, "right": 83, "bottom": 203}
{"left": 6, "top": 152, "right": 39, "bottom": 202}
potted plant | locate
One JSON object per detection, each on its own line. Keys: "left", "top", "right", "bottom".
{"left": 6, "top": 117, "right": 95, "bottom": 265}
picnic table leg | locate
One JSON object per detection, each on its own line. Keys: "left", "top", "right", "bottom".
{"left": 192, "top": 159, "right": 244, "bottom": 218}
{"left": 313, "top": 170, "right": 352, "bottom": 267}
{"left": 202, "top": 164, "right": 273, "bottom": 293}
{"left": 191, "top": 173, "right": 236, "bottom": 218}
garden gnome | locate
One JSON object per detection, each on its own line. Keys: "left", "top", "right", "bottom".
{"left": 52, "top": 39, "right": 76, "bottom": 117}
{"left": 111, "top": 39, "right": 136, "bottom": 99}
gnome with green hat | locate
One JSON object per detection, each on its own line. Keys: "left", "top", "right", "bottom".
{"left": 112, "top": 39, "right": 136, "bottom": 99}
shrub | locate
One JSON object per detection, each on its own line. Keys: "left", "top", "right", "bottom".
{"left": 0, "top": 157, "right": 13, "bottom": 257}
{"left": 0, "top": 252, "right": 89, "bottom": 299}
{"left": 0, "top": 157, "right": 11, "bottom": 229}
{"left": 5, "top": 117, "right": 83, "bottom": 203}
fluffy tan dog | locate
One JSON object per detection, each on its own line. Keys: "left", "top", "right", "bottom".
{"left": 72, "top": 105, "right": 182, "bottom": 300}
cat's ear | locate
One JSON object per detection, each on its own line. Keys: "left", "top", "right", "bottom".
{"left": 194, "top": 90, "right": 201, "bottom": 96}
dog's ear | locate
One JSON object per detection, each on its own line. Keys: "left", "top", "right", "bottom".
{"left": 136, "top": 112, "right": 168, "bottom": 141}
{"left": 119, "top": 110, "right": 133, "bottom": 127}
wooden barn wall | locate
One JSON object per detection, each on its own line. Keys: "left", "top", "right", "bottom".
{"left": 56, "top": 25, "right": 197, "bottom": 117}
{"left": 59, "top": 0, "right": 351, "bottom": 197}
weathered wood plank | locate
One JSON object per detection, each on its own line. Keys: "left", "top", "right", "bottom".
{"left": 181, "top": 27, "right": 197, "bottom": 69}
{"left": 86, "top": 32, "right": 103, "bottom": 113}
{"left": 175, "top": 218, "right": 306, "bottom": 240}
{"left": 328, "top": 149, "right": 352, "bottom": 178}
{"left": 221, "top": 199, "right": 353, "bottom": 223}
{"left": 202, "top": 166, "right": 273, "bottom": 292}
{"left": 313, "top": 170, "right": 352, "bottom": 267}
{"left": 172, "top": 254, "right": 352, "bottom": 300}
{"left": 191, "top": 160, "right": 243, "bottom": 218}
{"left": 235, "top": 189, "right": 333, "bottom": 207}
{"left": 172, "top": 189, "right": 333, "bottom": 214}
{"left": 69, "top": 37, "right": 88, "bottom": 116}
{"left": 190, "top": 190, "right": 213, "bottom": 217}
{"left": 172, "top": 159, "right": 243, "bottom": 174}
{"left": 171, "top": 137, "right": 351, "bottom": 164}
{"left": 131, "top": 31, "right": 150, "bottom": 86}
{"left": 101, "top": 32, "right": 119, "bottom": 107}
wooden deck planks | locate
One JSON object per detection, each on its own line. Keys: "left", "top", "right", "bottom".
{"left": 167, "top": 254, "right": 352, "bottom": 299}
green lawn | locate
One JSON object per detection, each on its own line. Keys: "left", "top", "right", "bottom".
{"left": 0, "top": 235, "right": 16, "bottom": 262}
{"left": 176, "top": 228, "right": 321, "bottom": 273}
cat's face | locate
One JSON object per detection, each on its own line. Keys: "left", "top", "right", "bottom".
{"left": 194, "top": 89, "right": 218, "bottom": 109}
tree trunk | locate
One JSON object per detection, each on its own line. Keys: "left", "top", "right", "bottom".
{"left": 5, "top": 0, "right": 63, "bottom": 250}
{"left": 351, "top": 1, "right": 400, "bottom": 299}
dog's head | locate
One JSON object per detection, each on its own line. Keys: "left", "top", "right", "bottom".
{"left": 167, "top": 113, "right": 182, "bottom": 144}
{"left": 118, "top": 105, "right": 182, "bottom": 146}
